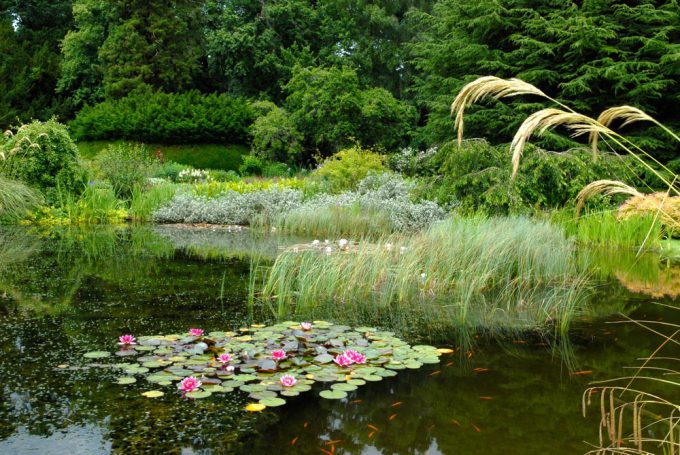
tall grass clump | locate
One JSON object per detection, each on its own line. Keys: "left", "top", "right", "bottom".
{"left": 270, "top": 204, "right": 394, "bottom": 238}
{"left": 555, "top": 210, "right": 663, "bottom": 250}
{"left": 129, "top": 182, "right": 178, "bottom": 223}
{"left": 0, "top": 176, "right": 43, "bottom": 221}
{"left": 583, "top": 307, "right": 680, "bottom": 455}
{"left": 255, "top": 216, "right": 590, "bottom": 337}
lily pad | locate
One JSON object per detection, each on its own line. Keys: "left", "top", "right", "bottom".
{"left": 186, "top": 390, "right": 212, "bottom": 399}
{"left": 259, "top": 397, "right": 286, "bottom": 407}
{"left": 319, "top": 390, "right": 347, "bottom": 400}
{"left": 142, "top": 390, "right": 164, "bottom": 398}
{"left": 92, "top": 322, "right": 440, "bottom": 410}
{"left": 84, "top": 351, "right": 110, "bottom": 359}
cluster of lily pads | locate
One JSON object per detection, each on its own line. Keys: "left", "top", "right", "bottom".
{"left": 82, "top": 321, "right": 447, "bottom": 410}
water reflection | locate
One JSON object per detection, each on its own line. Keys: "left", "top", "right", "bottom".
{"left": 0, "top": 226, "right": 677, "bottom": 454}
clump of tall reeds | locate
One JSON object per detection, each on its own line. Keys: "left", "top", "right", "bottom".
{"left": 253, "top": 216, "right": 590, "bottom": 337}
{"left": 583, "top": 308, "right": 680, "bottom": 455}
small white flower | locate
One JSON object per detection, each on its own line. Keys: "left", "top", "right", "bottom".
{"left": 338, "top": 239, "right": 349, "bottom": 248}
{"left": 312, "top": 240, "right": 320, "bottom": 246}
{"left": 385, "top": 243, "right": 393, "bottom": 251}
{"left": 400, "top": 246, "right": 407, "bottom": 254}
{"left": 324, "top": 239, "right": 330, "bottom": 245}
{"left": 325, "top": 246, "right": 332, "bottom": 255}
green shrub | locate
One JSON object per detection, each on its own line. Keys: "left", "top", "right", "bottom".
{"left": 1, "top": 119, "right": 85, "bottom": 200}
{"left": 417, "top": 139, "right": 648, "bottom": 214}
{"left": 239, "top": 155, "right": 265, "bottom": 177}
{"left": 96, "top": 143, "right": 158, "bottom": 198}
{"left": 208, "top": 169, "right": 240, "bottom": 182}
{"left": 312, "top": 146, "right": 386, "bottom": 193}
{"left": 70, "top": 90, "right": 254, "bottom": 144}
{"left": 284, "top": 66, "right": 416, "bottom": 157}
{"left": 263, "top": 162, "right": 290, "bottom": 178}
{"left": 250, "top": 101, "right": 303, "bottom": 165}
{"left": 153, "top": 161, "right": 192, "bottom": 182}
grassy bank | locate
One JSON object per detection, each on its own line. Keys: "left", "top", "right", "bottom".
{"left": 252, "top": 216, "right": 590, "bottom": 338}
{"left": 77, "top": 141, "right": 248, "bottom": 172}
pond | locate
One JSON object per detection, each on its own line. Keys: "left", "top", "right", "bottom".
{"left": 0, "top": 225, "right": 677, "bottom": 454}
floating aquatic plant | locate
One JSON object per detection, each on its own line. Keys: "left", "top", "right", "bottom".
{"left": 82, "top": 322, "right": 445, "bottom": 410}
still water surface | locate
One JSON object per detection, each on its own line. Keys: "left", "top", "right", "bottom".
{"left": 0, "top": 226, "right": 676, "bottom": 454}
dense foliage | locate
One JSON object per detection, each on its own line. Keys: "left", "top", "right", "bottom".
{"left": 0, "top": 0, "right": 73, "bottom": 125}
{"left": 284, "top": 66, "right": 416, "bottom": 156}
{"left": 312, "top": 146, "right": 387, "bottom": 193}
{"left": 417, "top": 139, "right": 650, "bottom": 214}
{"left": 409, "top": 0, "right": 680, "bottom": 159}
{"left": 1, "top": 119, "right": 84, "bottom": 200}
{"left": 95, "top": 143, "right": 157, "bottom": 198}
{"left": 70, "top": 91, "right": 253, "bottom": 143}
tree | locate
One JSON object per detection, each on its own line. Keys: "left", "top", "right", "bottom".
{"left": 284, "top": 65, "right": 416, "bottom": 157}
{"left": 205, "top": 0, "right": 320, "bottom": 100}
{"left": 59, "top": 0, "right": 206, "bottom": 107}
{"left": 409, "top": 0, "right": 680, "bottom": 160}
{"left": 0, "top": 0, "right": 73, "bottom": 127}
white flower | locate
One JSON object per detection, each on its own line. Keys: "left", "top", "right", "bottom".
{"left": 312, "top": 240, "right": 320, "bottom": 246}
{"left": 338, "top": 239, "right": 349, "bottom": 248}
{"left": 385, "top": 243, "right": 393, "bottom": 251}
{"left": 400, "top": 246, "right": 407, "bottom": 254}
{"left": 325, "top": 246, "right": 332, "bottom": 255}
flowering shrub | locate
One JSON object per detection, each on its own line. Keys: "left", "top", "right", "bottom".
{"left": 178, "top": 169, "right": 212, "bottom": 184}
{"left": 192, "top": 178, "right": 305, "bottom": 198}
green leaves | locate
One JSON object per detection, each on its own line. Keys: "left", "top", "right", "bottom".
{"left": 88, "top": 322, "right": 442, "bottom": 410}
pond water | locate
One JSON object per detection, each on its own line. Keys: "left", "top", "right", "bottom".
{"left": 0, "top": 226, "right": 677, "bottom": 454}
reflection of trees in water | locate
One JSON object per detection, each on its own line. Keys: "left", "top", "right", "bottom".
{"left": 587, "top": 247, "right": 680, "bottom": 300}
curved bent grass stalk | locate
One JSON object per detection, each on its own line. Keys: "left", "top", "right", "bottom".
{"left": 451, "top": 77, "right": 680, "bottom": 194}
{"left": 591, "top": 105, "right": 680, "bottom": 154}
{"left": 451, "top": 76, "right": 549, "bottom": 146}
{"left": 582, "top": 308, "right": 680, "bottom": 454}
{"left": 510, "top": 108, "right": 607, "bottom": 178}
{"left": 575, "top": 180, "right": 644, "bottom": 219}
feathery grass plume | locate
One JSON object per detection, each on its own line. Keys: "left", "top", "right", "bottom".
{"left": 575, "top": 180, "right": 643, "bottom": 219}
{"left": 451, "top": 76, "right": 548, "bottom": 145}
{"left": 510, "top": 109, "right": 608, "bottom": 179}
{"left": 0, "top": 176, "right": 43, "bottom": 220}
{"left": 591, "top": 105, "right": 680, "bottom": 154}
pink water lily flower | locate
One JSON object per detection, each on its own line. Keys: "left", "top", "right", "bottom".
{"left": 118, "top": 334, "right": 136, "bottom": 345}
{"left": 218, "top": 353, "right": 232, "bottom": 364}
{"left": 189, "top": 328, "right": 204, "bottom": 337}
{"left": 279, "top": 374, "right": 297, "bottom": 387}
{"left": 300, "top": 322, "right": 312, "bottom": 331}
{"left": 334, "top": 353, "right": 352, "bottom": 367}
{"left": 179, "top": 376, "right": 202, "bottom": 393}
{"left": 344, "top": 349, "right": 366, "bottom": 364}
{"left": 271, "top": 350, "right": 287, "bottom": 361}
